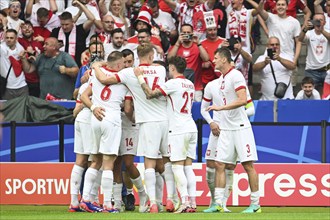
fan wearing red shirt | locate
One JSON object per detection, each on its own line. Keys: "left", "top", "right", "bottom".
{"left": 127, "top": 6, "right": 162, "bottom": 49}
{"left": 32, "top": 7, "right": 60, "bottom": 43}
{"left": 168, "top": 23, "right": 210, "bottom": 101}
{"left": 199, "top": 11, "right": 226, "bottom": 86}
{"left": 18, "top": 20, "right": 43, "bottom": 97}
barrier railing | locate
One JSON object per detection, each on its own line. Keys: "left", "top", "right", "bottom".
{"left": 2, "top": 120, "right": 329, "bottom": 163}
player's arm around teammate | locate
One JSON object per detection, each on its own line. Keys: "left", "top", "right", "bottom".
{"left": 92, "top": 61, "right": 119, "bottom": 85}
{"left": 133, "top": 67, "right": 163, "bottom": 99}
{"left": 81, "top": 86, "right": 105, "bottom": 121}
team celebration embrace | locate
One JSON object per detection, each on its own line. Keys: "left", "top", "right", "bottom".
{"left": 69, "top": 42, "right": 260, "bottom": 214}
{"left": 3, "top": 0, "right": 328, "bottom": 215}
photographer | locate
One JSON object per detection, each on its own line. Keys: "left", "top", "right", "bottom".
{"left": 73, "top": 41, "right": 105, "bottom": 99}
{"left": 221, "top": 36, "right": 252, "bottom": 85}
{"left": 298, "top": 13, "right": 330, "bottom": 96}
{"left": 253, "top": 36, "right": 296, "bottom": 100}
{"left": 168, "top": 23, "right": 209, "bottom": 101}
{"left": 18, "top": 20, "right": 43, "bottom": 97}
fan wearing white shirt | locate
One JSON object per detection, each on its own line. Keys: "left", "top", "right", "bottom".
{"left": 295, "top": 76, "right": 321, "bottom": 100}
{"left": 298, "top": 13, "right": 330, "bottom": 96}
{"left": 7, "top": 1, "right": 24, "bottom": 34}
{"left": 253, "top": 36, "right": 296, "bottom": 100}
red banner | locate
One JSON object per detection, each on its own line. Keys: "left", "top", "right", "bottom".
{"left": 0, "top": 163, "right": 329, "bottom": 206}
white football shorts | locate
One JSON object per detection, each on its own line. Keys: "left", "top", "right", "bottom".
{"left": 119, "top": 127, "right": 139, "bottom": 156}
{"left": 74, "top": 121, "right": 93, "bottom": 155}
{"left": 137, "top": 120, "right": 169, "bottom": 158}
{"left": 91, "top": 116, "right": 121, "bottom": 155}
{"left": 216, "top": 128, "right": 258, "bottom": 164}
{"left": 169, "top": 132, "right": 197, "bottom": 162}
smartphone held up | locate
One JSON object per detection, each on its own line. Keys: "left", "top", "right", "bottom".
{"left": 267, "top": 48, "right": 275, "bottom": 60}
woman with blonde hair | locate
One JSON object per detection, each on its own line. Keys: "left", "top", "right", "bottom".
{"left": 99, "top": 0, "right": 130, "bottom": 38}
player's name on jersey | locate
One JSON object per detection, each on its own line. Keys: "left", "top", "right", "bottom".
{"left": 143, "top": 69, "right": 157, "bottom": 75}
{"left": 181, "top": 83, "right": 194, "bottom": 89}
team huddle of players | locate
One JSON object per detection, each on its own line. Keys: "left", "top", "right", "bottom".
{"left": 68, "top": 43, "right": 261, "bottom": 214}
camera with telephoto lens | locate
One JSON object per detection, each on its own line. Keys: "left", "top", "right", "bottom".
{"left": 27, "top": 51, "right": 36, "bottom": 57}
{"left": 227, "top": 35, "right": 241, "bottom": 50}
{"left": 183, "top": 34, "right": 193, "bottom": 40}
{"left": 89, "top": 53, "right": 103, "bottom": 65}
{"left": 311, "top": 19, "right": 321, "bottom": 27}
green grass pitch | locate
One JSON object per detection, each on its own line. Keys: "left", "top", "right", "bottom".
{"left": 0, "top": 206, "right": 329, "bottom": 220}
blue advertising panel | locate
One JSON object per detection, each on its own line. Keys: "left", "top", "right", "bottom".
{"left": 1, "top": 124, "right": 75, "bottom": 162}
{"left": 1, "top": 123, "right": 329, "bottom": 163}
{"left": 1, "top": 101, "right": 329, "bottom": 163}
{"left": 250, "top": 100, "right": 274, "bottom": 122}
{"left": 278, "top": 100, "right": 330, "bottom": 122}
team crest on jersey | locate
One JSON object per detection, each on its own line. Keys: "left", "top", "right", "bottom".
{"left": 183, "top": 50, "right": 190, "bottom": 57}
{"left": 220, "top": 80, "right": 225, "bottom": 90}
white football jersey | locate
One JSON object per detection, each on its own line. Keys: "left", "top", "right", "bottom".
{"left": 121, "top": 92, "right": 139, "bottom": 129}
{"left": 75, "top": 82, "right": 92, "bottom": 123}
{"left": 218, "top": 68, "right": 251, "bottom": 130}
{"left": 159, "top": 76, "right": 197, "bottom": 134}
{"left": 203, "top": 77, "right": 253, "bottom": 123}
{"left": 115, "top": 64, "right": 168, "bottom": 123}
{"left": 203, "top": 78, "right": 223, "bottom": 123}
{"left": 91, "top": 67, "right": 128, "bottom": 126}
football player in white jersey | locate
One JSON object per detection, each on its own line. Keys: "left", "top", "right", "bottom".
{"left": 79, "top": 51, "right": 130, "bottom": 213}
{"left": 115, "top": 49, "right": 152, "bottom": 212}
{"left": 119, "top": 49, "right": 146, "bottom": 212}
{"left": 69, "top": 82, "right": 94, "bottom": 212}
{"left": 207, "top": 47, "right": 261, "bottom": 213}
{"left": 134, "top": 56, "right": 198, "bottom": 213}
{"left": 201, "top": 71, "right": 255, "bottom": 213}
{"left": 93, "top": 43, "right": 176, "bottom": 213}
{"left": 69, "top": 41, "right": 105, "bottom": 212}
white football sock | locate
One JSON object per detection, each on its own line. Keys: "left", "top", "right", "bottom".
{"left": 101, "top": 170, "right": 114, "bottom": 208}
{"left": 113, "top": 183, "right": 123, "bottom": 209}
{"left": 214, "top": 187, "right": 225, "bottom": 206}
{"left": 163, "top": 162, "right": 176, "bottom": 200}
{"left": 144, "top": 168, "right": 156, "bottom": 204}
{"left": 184, "top": 165, "right": 196, "bottom": 207}
{"left": 172, "top": 164, "right": 188, "bottom": 205}
{"left": 131, "top": 175, "right": 144, "bottom": 193}
{"left": 82, "top": 167, "right": 98, "bottom": 202}
{"left": 131, "top": 175, "right": 146, "bottom": 198}
{"left": 90, "top": 169, "right": 102, "bottom": 203}
{"left": 70, "top": 165, "right": 85, "bottom": 206}
{"left": 155, "top": 172, "right": 163, "bottom": 204}
{"left": 127, "top": 188, "right": 134, "bottom": 195}
{"left": 251, "top": 191, "right": 260, "bottom": 206}
{"left": 223, "top": 169, "right": 234, "bottom": 207}
{"left": 206, "top": 167, "right": 216, "bottom": 205}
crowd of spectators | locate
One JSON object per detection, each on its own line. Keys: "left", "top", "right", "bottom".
{"left": 0, "top": 0, "right": 329, "bottom": 101}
